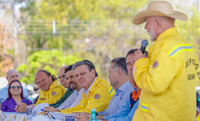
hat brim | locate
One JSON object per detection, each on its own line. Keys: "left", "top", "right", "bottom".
{"left": 133, "top": 10, "right": 188, "bottom": 25}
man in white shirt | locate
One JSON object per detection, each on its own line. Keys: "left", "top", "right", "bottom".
{"left": 44, "top": 65, "right": 82, "bottom": 113}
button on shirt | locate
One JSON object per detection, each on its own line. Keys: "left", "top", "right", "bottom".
{"left": 57, "top": 88, "right": 84, "bottom": 110}
{"left": 0, "top": 85, "right": 29, "bottom": 103}
{"left": 98, "top": 81, "right": 133, "bottom": 116}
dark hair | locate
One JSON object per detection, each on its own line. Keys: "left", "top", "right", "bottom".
{"left": 126, "top": 49, "right": 148, "bottom": 59}
{"left": 7, "top": 80, "right": 25, "bottom": 100}
{"left": 64, "top": 65, "right": 73, "bottom": 73}
{"left": 111, "top": 57, "right": 128, "bottom": 75}
{"left": 36, "top": 70, "right": 57, "bottom": 82}
{"left": 72, "top": 59, "right": 98, "bottom": 76}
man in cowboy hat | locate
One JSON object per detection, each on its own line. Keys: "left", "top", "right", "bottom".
{"left": 132, "top": 1, "right": 199, "bottom": 121}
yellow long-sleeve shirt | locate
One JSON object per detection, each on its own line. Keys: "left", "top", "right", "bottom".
{"left": 61, "top": 76, "right": 115, "bottom": 113}
{"left": 36, "top": 79, "right": 66, "bottom": 105}
{"left": 133, "top": 27, "right": 199, "bottom": 121}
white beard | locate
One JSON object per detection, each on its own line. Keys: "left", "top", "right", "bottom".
{"left": 148, "top": 24, "right": 156, "bottom": 41}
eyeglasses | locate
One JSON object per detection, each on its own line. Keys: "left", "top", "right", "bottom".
{"left": 58, "top": 74, "right": 66, "bottom": 80}
{"left": 10, "top": 86, "right": 21, "bottom": 89}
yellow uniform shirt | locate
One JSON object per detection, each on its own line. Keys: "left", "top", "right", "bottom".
{"left": 61, "top": 76, "right": 115, "bottom": 113}
{"left": 36, "top": 79, "right": 66, "bottom": 105}
{"left": 133, "top": 27, "right": 199, "bottom": 121}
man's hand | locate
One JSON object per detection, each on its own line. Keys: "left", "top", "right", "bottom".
{"left": 75, "top": 113, "right": 90, "bottom": 121}
{"left": 97, "top": 115, "right": 104, "bottom": 120}
{"left": 75, "top": 113, "right": 107, "bottom": 121}
{"left": 43, "top": 106, "right": 60, "bottom": 115}
{"left": 15, "top": 103, "right": 27, "bottom": 113}
{"left": 134, "top": 49, "right": 148, "bottom": 62}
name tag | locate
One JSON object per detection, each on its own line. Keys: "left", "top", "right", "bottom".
{"left": 40, "top": 98, "right": 46, "bottom": 100}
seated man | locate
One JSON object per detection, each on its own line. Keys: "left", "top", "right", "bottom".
{"left": 61, "top": 59, "right": 115, "bottom": 113}
{"left": 0, "top": 69, "right": 29, "bottom": 103}
{"left": 35, "top": 70, "right": 66, "bottom": 105}
{"left": 96, "top": 57, "right": 134, "bottom": 118}
{"left": 44, "top": 65, "right": 83, "bottom": 113}
{"left": 101, "top": 49, "right": 145, "bottom": 121}
{"left": 49, "top": 66, "right": 74, "bottom": 108}
{"left": 16, "top": 70, "right": 67, "bottom": 112}
{"left": 76, "top": 49, "right": 147, "bottom": 121}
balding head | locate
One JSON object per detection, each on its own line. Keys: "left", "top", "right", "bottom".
{"left": 58, "top": 66, "right": 68, "bottom": 77}
{"left": 6, "top": 69, "right": 18, "bottom": 84}
{"left": 58, "top": 66, "right": 69, "bottom": 88}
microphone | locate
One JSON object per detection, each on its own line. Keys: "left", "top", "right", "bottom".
{"left": 140, "top": 39, "right": 148, "bottom": 53}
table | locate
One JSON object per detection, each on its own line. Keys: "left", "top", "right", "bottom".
{"left": 3, "top": 112, "right": 65, "bottom": 121}
{"left": 3, "top": 112, "right": 32, "bottom": 121}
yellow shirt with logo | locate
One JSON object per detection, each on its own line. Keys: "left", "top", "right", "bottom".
{"left": 132, "top": 27, "right": 199, "bottom": 121}
{"left": 61, "top": 76, "right": 115, "bottom": 113}
{"left": 36, "top": 79, "right": 66, "bottom": 105}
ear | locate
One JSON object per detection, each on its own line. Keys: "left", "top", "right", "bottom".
{"left": 91, "top": 69, "right": 96, "bottom": 77}
{"left": 155, "top": 18, "right": 162, "bottom": 29}
{"left": 117, "top": 69, "right": 122, "bottom": 76}
{"left": 153, "top": 18, "right": 161, "bottom": 34}
{"left": 49, "top": 75, "right": 52, "bottom": 81}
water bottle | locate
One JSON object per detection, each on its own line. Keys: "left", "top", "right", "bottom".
{"left": 90, "top": 108, "right": 97, "bottom": 121}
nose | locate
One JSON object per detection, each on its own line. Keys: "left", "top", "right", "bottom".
{"left": 40, "top": 81, "right": 45, "bottom": 87}
{"left": 14, "top": 76, "right": 18, "bottom": 80}
{"left": 76, "top": 75, "right": 82, "bottom": 82}
{"left": 128, "top": 65, "right": 133, "bottom": 71}
{"left": 60, "top": 78, "right": 64, "bottom": 83}
{"left": 66, "top": 78, "right": 71, "bottom": 84}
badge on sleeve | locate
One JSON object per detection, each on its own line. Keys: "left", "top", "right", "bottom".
{"left": 153, "top": 61, "right": 158, "bottom": 68}
{"left": 52, "top": 91, "right": 56, "bottom": 96}
{"left": 94, "top": 93, "right": 100, "bottom": 99}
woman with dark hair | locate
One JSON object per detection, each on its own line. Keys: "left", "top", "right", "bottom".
{"left": 1, "top": 80, "right": 32, "bottom": 112}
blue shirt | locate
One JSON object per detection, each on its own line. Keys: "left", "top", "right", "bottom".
{"left": 0, "top": 85, "right": 29, "bottom": 103}
{"left": 1, "top": 97, "right": 32, "bottom": 112}
{"left": 98, "top": 81, "right": 133, "bottom": 116}
{"left": 103, "top": 99, "right": 139, "bottom": 121}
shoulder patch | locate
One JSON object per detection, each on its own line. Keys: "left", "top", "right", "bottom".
{"left": 52, "top": 91, "right": 56, "bottom": 96}
{"left": 94, "top": 93, "right": 100, "bottom": 99}
{"left": 153, "top": 61, "right": 158, "bottom": 68}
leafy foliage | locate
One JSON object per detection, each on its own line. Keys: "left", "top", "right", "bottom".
{"left": 16, "top": 50, "right": 82, "bottom": 84}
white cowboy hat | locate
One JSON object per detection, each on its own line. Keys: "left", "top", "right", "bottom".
{"left": 133, "top": 1, "right": 188, "bottom": 25}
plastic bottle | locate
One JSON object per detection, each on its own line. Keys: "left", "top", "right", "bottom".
{"left": 90, "top": 108, "right": 97, "bottom": 121}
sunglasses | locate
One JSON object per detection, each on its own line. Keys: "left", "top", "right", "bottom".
{"left": 10, "top": 86, "right": 22, "bottom": 89}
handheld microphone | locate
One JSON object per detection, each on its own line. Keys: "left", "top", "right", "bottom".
{"left": 140, "top": 39, "right": 148, "bottom": 53}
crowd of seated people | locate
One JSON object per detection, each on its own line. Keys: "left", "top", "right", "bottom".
{"left": 0, "top": 48, "right": 199, "bottom": 121}
{"left": 0, "top": 48, "right": 143, "bottom": 121}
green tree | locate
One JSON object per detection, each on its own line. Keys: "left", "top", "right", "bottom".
{"left": 16, "top": 50, "right": 82, "bottom": 84}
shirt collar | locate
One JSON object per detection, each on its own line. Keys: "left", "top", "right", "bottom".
{"left": 84, "top": 77, "right": 97, "bottom": 94}
{"left": 78, "top": 88, "right": 84, "bottom": 94}
{"left": 156, "top": 27, "right": 178, "bottom": 43}
{"left": 115, "top": 81, "right": 131, "bottom": 95}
